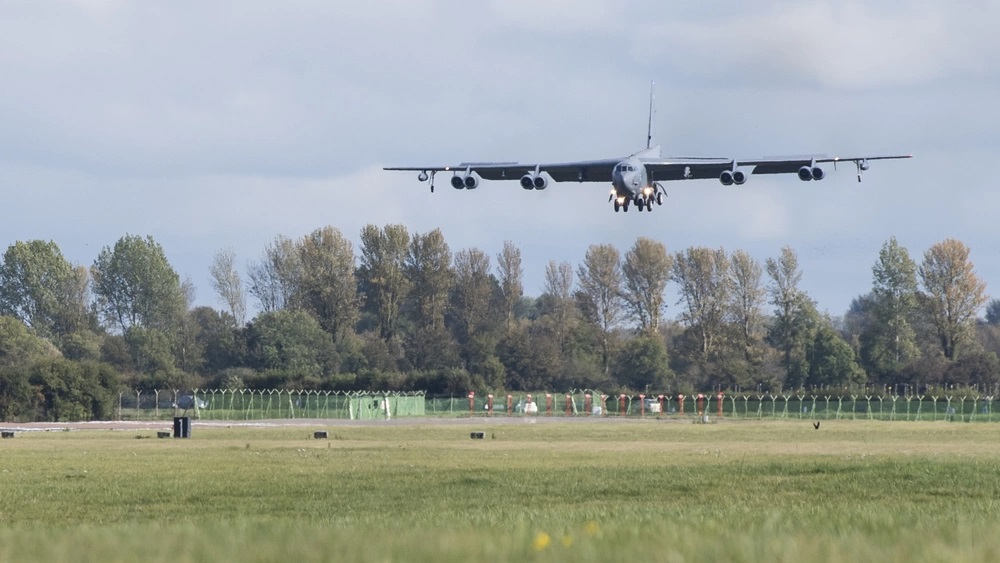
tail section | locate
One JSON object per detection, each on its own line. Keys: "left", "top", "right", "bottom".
{"left": 646, "top": 81, "right": 655, "bottom": 150}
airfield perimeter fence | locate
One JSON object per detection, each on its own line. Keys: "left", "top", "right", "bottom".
{"left": 115, "top": 388, "right": 1000, "bottom": 423}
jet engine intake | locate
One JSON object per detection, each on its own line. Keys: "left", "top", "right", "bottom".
{"left": 520, "top": 174, "right": 535, "bottom": 190}
{"left": 720, "top": 170, "right": 734, "bottom": 186}
{"left": 463, "top": 172, "right": 480, "bottom": 189}
{"left": 798, "top": 166, "right": 814, "bottom": 181}
{"left": 732, "top": 168, "right": 750, "bottom": 185}
{"left": 451, "top": 175, "right": 465, "bottom": 189}
{"left": 811, "top": 167, "right": 825, "bottom": 181}
{"left": 532, "top": 174, "right": 548, "bottom": 190}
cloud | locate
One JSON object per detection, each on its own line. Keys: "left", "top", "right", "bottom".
{"left": 636, "top": 0, "right": 1000, "bottom": 90}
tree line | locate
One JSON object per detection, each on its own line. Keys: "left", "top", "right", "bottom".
{"left": 1, "top": 227, "right": 998, "bottom": 420}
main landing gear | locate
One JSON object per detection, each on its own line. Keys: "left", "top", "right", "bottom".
{"left": 611, "top": 185, "right": 666, "bottom": 213}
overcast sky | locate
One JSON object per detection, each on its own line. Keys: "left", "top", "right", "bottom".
{"left": 2, "top": 0, "right": 998, "bottom": 320}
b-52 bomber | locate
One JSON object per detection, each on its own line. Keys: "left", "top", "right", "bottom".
{"left": 385, "top": 85, "right": 911, "bottom": 213}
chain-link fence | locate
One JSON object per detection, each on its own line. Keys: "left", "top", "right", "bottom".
{"left": 115, "top": 390, "right": 425, "bottom": 421}
{"left": 114, "top": 389, "right": 998, "bottom": 422}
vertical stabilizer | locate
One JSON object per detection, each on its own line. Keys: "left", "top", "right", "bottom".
{"left": 646, "top": 81, "right": 655, "bottom": 149}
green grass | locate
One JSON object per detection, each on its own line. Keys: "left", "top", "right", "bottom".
{"left": 2, "top": 420, "right": 1000, "bottom": 561}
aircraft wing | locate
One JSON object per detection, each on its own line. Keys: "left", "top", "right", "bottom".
{"left": 641, "top": 154, "right": 912, "bottom": 180}
{"left": 384, "top": 158, "right": 623, "bottom": 183}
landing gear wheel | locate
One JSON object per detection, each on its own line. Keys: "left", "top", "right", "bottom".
{"left": 623, "top": 203, "right": 629, "bottom": 212}
{"left": 637, "top": 199, "right": 645, "bottom": 211}
{"left": 614, "top": 201, "right": 620, "bottom": 212}
{"left": 656, "top": 193, "right": 663, "bottom": 205}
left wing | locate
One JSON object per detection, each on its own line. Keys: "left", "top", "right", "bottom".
{"left": 641, "top": 154, "right": 912, "bottom": 181}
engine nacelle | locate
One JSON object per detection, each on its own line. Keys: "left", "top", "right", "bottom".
{"left": 463, "top": 172, "right": 480, "bottom": 189}
{"left": 811, "top": 167, "right": 825, "bottom": 181}
{"left": 450, "top": 175, "right": 465, "bottom": 189}
{"left": 533, "top": 174, "right": 548, "bottom": 190}
{"left": 520, "top": 174, "right": 534, "bottom": 190}
{"left": 798, "top": 166, "right": 814, "bottom": 181}
{"left": 732, "top": 168, "right": 749, "bottom": 185}
{"left": 720, "top": 170, "right": 734, "bottom": 186}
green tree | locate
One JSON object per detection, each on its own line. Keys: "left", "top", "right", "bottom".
{"left": 862, "top": 237, "right": 920, "bottom": 380}
{"left": 247, "top": 310, "right": 334, "bottom": 374}
{"left": 577, "top": 244, "right": 624, "bottom": 374}
{"left": 496, "top": 325, "right": 560, "bottom": 391}
{"left": 918, "top": 239, "right": 988, "bottom": 360}
{"left": 496, "top": 241, "right": 524, "bottom": 333}
{"left": 727, "top": 249, "right": 767, "bottom": 364}
{"left": 450, "top": 248, "right": 500, "bottom": 377}
{"left": 0, "top": 240, "right": 90, "bottom": 339}
{"left": 986, "top": 299, "right": 1000, "bottom": 325}
{"left": 187, "top": 307, "right": 243, "bottom": 375}
{"left": 91, "top": 234, "right": 186, "bottom": 333}
{"left": 405, "top": 228, "right": 453, "bottom": 331}
{"left": 672, "top": 247, "right": 731, "bottom": 360}
{"left": 26, "top": 358, "right": 121, "bottom": 421}
{"left": 296, "top": 226, "right": 360, "bottom": 342}
{"left": 247, "top": 235, "right": 300, "bottom": 313}
{"left": 614, "top": 334, "right": 672, "bottom": 391}
{"left": 358, "top": 224, "right": 410, "bottom": 341}
{"left": 805, "top": 322, "right": 866, "bottom": 388}
{"left": 622, "top": 237, "right": 672, "bottom": 333}
{"left": 766, "top": 246, "right": 810, "bottom": 383}
{"left": 209, "top": 247, "right": 247, "bottom": 327}
{"left": 0, "top": 316, "right": 60, "bottom": 368}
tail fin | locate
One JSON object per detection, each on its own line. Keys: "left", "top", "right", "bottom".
{"left": 646, "top": 81, "right": 655, "bottom": 149}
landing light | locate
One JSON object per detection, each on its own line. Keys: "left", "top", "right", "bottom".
{"left": 616, "top": 197, "right": 626, "bottom": 204}
{"left": 643, "top": 187, "right": 652, "bottom": 195}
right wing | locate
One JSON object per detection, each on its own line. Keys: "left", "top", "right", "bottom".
{"left": 384, "top": 158, "right": 623, "bottom": 183}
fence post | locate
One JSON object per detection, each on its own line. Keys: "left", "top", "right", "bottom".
{"left": 565, "top": 394, "right": 572, "bottom": 416}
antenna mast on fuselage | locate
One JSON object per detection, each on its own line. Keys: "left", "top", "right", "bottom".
{"left": 646, "top": 81, "right": 655, "bottom": 149}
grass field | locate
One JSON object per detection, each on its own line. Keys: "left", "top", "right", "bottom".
{"left": 2, "top": 419, "right": 1000, "bottom": 562}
